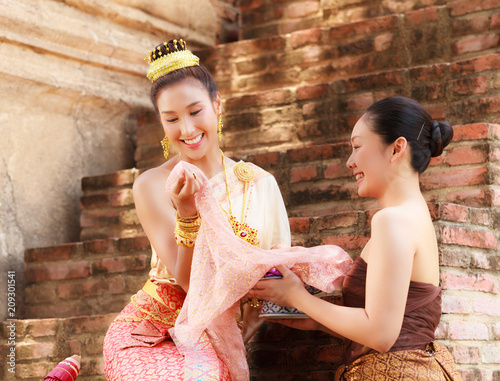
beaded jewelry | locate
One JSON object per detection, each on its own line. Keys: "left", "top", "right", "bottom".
{"left": 220, "top": 150, "right": 259, "bottom": 247}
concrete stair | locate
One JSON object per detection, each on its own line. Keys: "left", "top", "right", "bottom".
{"left": 8, "top": 1, "right": 500, "bottom": 380}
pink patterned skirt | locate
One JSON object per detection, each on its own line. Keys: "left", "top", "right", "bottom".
{"left": 103, "top": 282, "right": 230, "bottom": 380}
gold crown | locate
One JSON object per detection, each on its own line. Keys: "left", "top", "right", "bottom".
{"left": 146, "top": 39, "right": 200, "bottom": 83}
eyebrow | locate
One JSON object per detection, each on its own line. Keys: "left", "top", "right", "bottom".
{"left": 161, "top": 101, "right": 202, "bottom": 114}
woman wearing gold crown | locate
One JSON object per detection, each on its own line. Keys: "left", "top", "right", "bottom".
{"left": 102, "top": 39, "right": 293, "bottom": 380}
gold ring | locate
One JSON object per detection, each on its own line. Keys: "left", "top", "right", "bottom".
{"left": 193, "top": 173, "right": 197, "bottom": 179}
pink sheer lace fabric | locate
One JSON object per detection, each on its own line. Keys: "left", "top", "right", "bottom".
{"left": 166, "top": 161, "right": 353, "bottom": 381}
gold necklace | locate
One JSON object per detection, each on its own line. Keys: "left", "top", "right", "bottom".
{"left": 220, "top": 150, "right": 259, "bottom": 246}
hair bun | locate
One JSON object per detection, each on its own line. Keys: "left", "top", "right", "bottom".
{"left": 430, "top": 120, "right": 453, "bottom": 157}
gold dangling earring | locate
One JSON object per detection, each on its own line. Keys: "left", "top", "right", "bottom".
{"left": 218, "top": 111, "right": 223, "bottom": 142}
{"left": 160, "top": 134, "right": 169, "bottom": 160}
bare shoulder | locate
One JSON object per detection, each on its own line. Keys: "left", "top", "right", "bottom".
{"left": 133, "top": 165, "right": 172, "bottom": 198}
{"left": 371, "top": 207, "right": 415, "bottom": 238}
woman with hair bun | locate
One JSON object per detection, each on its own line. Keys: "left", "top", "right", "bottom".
{"left": 250, "top": 97, "right": 463, "bottom": 380}
{"left": 102, "top": 39, "right": 292, "bottom": 380}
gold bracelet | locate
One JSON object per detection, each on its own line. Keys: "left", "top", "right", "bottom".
{"left": 174, "top": 212, "right": 201, "bottom": 247}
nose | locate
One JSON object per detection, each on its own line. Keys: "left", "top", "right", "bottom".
{"left": 180, "top": 117, "right": 196, "bottom": 136}
{"left": 346, "top": 152, "right": 355, "bottom": 169}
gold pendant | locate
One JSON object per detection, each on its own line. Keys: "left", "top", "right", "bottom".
{"left": 228, "top": 215, "right": 259, "bottom": 246}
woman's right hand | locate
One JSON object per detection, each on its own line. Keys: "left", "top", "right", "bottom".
{"left": 169, "top": 168, "right": 202, "bottom": 217}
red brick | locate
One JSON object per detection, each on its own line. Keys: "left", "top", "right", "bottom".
{"left": 116, "top": 235, "right": 150, "bottom": 252}
{"left": 66, "top": 314, "right": 118, "bottom": 334}
{"left": 17, "top": 342, "right": 56, "bottom": 360}
{"left": 25, "top": 243, "right": 79, "bottom": 263}
{"left": 57, "top": 277, "right": 126, "bottom": 299}
{"left": 243, "top": 151, "right": 281, "bottom": 168}
{"left": 15, "top": 362, "right": 54, "bottom": 378}
{"left": 239, "top": 0, "right": 265, "bottom": 12}
{"left": 452, "top": 15, "right": 491, "bottom": 36}
{"left": 324, "top": 163, "right": 351, "bottom": 180}
{"left": 447, "top": 188, "right": 494, "bottom": 207}
{"left": 82, "top": 239, "right": 114, "bottom": 254}
{"left": 492, "top": 12, "right": 500, "bottom": 28}
{"left": 406, "top": 6, "right": 440, "bottom": 25}
{"left": 449, "top": 321, "right": 489, "bottom": 340}
{"left": 448, "top": 0, "right": 500, "bottom": 16}
{"left": 450, "top": 54, "right": 500, "bottom": 76}
{"left": 470, "top": 208, "right": 490, "bottom": 225}
{"left": 425, "top": 102, "right": 446, "bottom": 119}
{"left": 296, "top": 83, "right": 330, "bottom": 101}
{"left": 319, "top": 213, "right": 361, "bottom": 233}
{"left": 442, "top": 294, "right": 472, "bottom": 314}
{"left": 420, "top": 166, "right": 488, "bottom": 190}
{"left": 440, "top": 271, "right": 498, "bottom": 293}
{"left": 343, "top": 92, "right": 374, "bottom": 112}
{"left": 439, "top": 203, "right": 468, "bottom": 222}
{"left": 290, "top": 165, "right": 318, "bottom": 183}
{"left": 451, "top": 76, "right": 489, "bottom": 96}
{"left": 321, "top": 233, "right": 368, "bottom": 251}
{"left": 453, "top": 123, "right": 490, "bottom": 141}
{"left": 435, "top": 321, "right": 448, "bottom": 339}
{"left": 344, "top": 70, "right": 404, "bottom": 93}
{"left": 289, "top": 217, "right": 312, "bottom": 234}
{"left": 286, "top": 1, "right": 320, "bottom": 19}
{"left": 328, "top": 15, "right": 397, "bottom": 40}
{"left": 288, "top": 143, "right": 350, "bottom": 163}
{"left": 374, "top": 32, "right": 394, "bottom": 52}
{"left": 444, "top": 144, "right": 489, "bottom": 166}
{"left": 26, "top": 261, "right": 90, "bottom": 284}
{"left": 473, "top": 296, "right": 500, "bottom": 316}
{"left": 290, "top": 28, "right": 323, "bottom": 48}
{"left": 81, "top": 168, "right": 137, "bottom": 191}
{"left": 410, "top": 64, "right": 447, "bottom": 81}
{"left": 440, "top": 225, "right": 497, "bottom": 249}
{"left": 68, "top": 339, "right": 82, "bottom": 355}
{"left": 91, "top": 255, "right": 148, "bottom": 274}
{"left": 449, "top": 346, "right": 481, "bottom": 364}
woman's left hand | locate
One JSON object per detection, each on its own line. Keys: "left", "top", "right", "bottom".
{"left": 249, "top": 265, "right": 307, "bottom": 308}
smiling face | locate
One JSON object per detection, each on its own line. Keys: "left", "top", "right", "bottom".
{"left": 156, "top": 77, "right": 220, "bottom": 162}
{"left": 346, "top": 115, "right": 394, "bottom": 199}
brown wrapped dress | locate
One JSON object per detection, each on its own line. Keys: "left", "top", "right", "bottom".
{"left": 336, "top": 256, "right": 462, "bottom": 380}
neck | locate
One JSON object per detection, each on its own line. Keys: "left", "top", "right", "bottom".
{"left": 183, "top": 146, "right": 224, "bottom": 179}
{"left": 378, "top": 172, "right": 424, "bottom": 209}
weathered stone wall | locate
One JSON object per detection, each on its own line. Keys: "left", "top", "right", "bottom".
{"left": 0, "top": 0, "right": 218, "bottom": 321}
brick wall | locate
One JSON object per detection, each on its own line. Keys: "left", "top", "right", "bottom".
{"left": 133, "top": 3, "right": 500, "bottom": 169}
{"left": 238, "top": 0, "right": 496, "bottom": 40}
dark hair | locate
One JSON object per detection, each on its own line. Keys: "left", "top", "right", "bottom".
{"left": 364, "top": 96, "right": 453, "bottom": 173}
{"left": 148, "top": 40, "right": 218, "bottom": 116}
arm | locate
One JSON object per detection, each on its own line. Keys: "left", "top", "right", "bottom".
{"left": 250, "top": 208, "right": 416, "bottom": 352}
{"left": 133, "top": 167, "right": 201, "bottom": 292}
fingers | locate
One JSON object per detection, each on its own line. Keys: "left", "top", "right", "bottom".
{"left": 275, "top": 264, "right": 293, "bottom": 276}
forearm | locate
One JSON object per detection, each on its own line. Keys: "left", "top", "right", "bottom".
{"left": 174, "top": 247, "right": 194, "bottom": 292}
{"left": 293, "top": 290, "right": 397, "bottom": 352}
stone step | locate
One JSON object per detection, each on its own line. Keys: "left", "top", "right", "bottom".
{"left": 80, "top": 123, "right": 499, "bottom": 241}
{"left": 0, "top": 314, "right": 117, "bottom": 380}
{"left": 136, "top": 51, "right": 500, "bottom": 168}
{"left": 24, "top": 236, "right": 151, "bottom": 319}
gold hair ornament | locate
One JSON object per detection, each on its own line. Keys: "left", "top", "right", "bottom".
{"left": 146, "top": 39, "right": 200, "bottom": 83}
